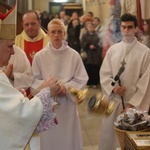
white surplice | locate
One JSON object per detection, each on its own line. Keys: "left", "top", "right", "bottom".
{"left": 31, "top": 41, "right": 88, "bottom": 150}
{"left": 8, "top": 45, "right": 32, "bottom": 89}
{"left": 0, "top": 71, "right": 43, "bottom": 150}
{"left": 99, "top": 38, "right": 150, "bottom": 150}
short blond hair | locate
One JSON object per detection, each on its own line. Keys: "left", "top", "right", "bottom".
{"left": 48, "top": 18, "right": 66, "bottom": 31}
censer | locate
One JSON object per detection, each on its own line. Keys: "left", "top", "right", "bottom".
{"left": 88, "top": 92, "right": 114, "bottom": 116}
{"left": 69, "top": 87, "right": 88, "bottom": 105}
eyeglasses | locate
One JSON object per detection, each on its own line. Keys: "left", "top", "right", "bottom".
{"left": 121, "top": 25, "right": 134, "bottom": 30}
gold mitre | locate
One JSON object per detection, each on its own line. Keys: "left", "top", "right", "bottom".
{"left": 0, "top": 0, "right": 17, "bottom": 39}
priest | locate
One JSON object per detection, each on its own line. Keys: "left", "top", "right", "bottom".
{"left": 15, "top": 10, "right": 50, "bottom": 64}
{"left": 0, "top": 2, "right": 59, "bottom": 150}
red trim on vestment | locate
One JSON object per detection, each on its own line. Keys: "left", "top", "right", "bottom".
{"left": 24, "top": 39, "right": 43, "bottom": 64}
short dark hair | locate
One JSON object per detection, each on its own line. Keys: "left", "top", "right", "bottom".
{"left": 22, "top": 10, "right": 40, "bottom": 21}
{"left": 88, "top": 11, "right": 93, "bottom": 17}
{"left": 120, "top": 13, "right": 138, "bottom": 27}
{"left": 93, "top": 17, "right": 100, "bottom": 22}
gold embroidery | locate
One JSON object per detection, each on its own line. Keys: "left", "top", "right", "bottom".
{"left": 29, "top": 51, "right": 36, "bottom": 59}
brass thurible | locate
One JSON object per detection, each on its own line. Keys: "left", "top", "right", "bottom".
{"left": 69, "top": 87, "right": 88, "bottom": 105}
{"left": 88, "top": 92, "right": 114, "bottom": 116}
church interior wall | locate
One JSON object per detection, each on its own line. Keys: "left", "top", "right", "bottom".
{"left": 84, "top": 1, "right": 110, "bottom": 26}
{"left": 33, "top": 0, "right": 150, "bottom": 26}
{"left": 141, "top": 0, "right": 150, "bottom": 19}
